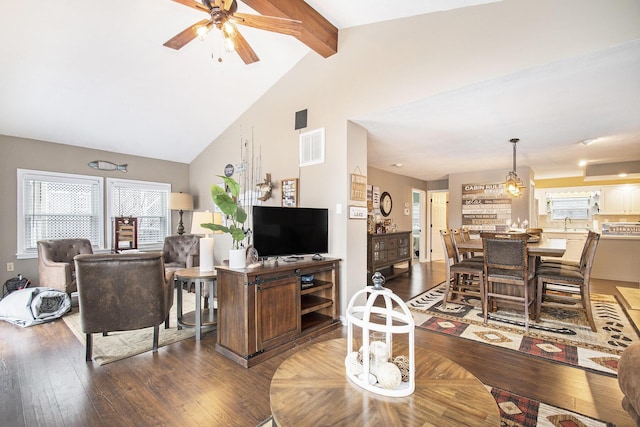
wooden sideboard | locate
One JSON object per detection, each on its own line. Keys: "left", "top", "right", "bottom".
{"left": 215, "top": 257, "right": 341, "bottom": 368}
{"left": 367, "top": 231, "right": 412, "bottom": 282}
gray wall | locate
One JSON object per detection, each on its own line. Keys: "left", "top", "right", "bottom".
{"left": 367, "top": 166, "right": 429, "bottom": 234}
{"left": 0, "top": 135, "right": 190, "bottom": 285}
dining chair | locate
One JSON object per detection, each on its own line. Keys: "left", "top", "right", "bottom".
{"left": 538, "top": 230, "right": 597, "bottom": 271}
{"left": 440, "top": 230, "right": 485, "bottom": 314}
{"left": 535, "top": 232, "right": 600, "bottom": 332}
{"left": 481, "top": 233, "right": 535, "bottom": 331}
{"left": 458, "top": 228, "right": 484, "bottom": 261}
{"left": 451, "top": 228, "right": 483, "bottom": 262}
{"left": 526, "top": 228, "right": 543, "bottom": 236}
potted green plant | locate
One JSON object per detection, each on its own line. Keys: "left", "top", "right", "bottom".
{"left": 201, "top": 175, "right": 248, "bottom": 268}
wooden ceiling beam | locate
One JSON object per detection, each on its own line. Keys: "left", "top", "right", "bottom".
{"left": 241, "top": 0, "right": 338, "bottom": 58}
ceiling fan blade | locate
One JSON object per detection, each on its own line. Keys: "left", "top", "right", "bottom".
{"left": 221, "top": 0, "right": 234, "bottom": 11}
{"left": 228, "top": 27, "right": 259, "bottom": 64}
{"left": 163, "top": 19, "right": 211, "bottom": 50}
{"left": 170, "top": 0, "right": 210, "bottom": 13}
{"left": 233, "top": 13, "right": 302, "bottom": 37}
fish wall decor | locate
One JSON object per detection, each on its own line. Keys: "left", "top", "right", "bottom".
{"left": 88, "top": 160, "right": 127, "bottom": 172}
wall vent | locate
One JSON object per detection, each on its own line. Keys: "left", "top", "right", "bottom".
{"left": 299, "top": 128, "right": 325, "bottom": 167}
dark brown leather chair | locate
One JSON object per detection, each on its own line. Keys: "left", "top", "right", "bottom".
{"left": 74, "top": 252, "right": 173, "bottom": 362}
{"left": 619, "top": 342, "right": 640, "bottom": 426}
{"left": 37, "top": 238, "right": 94, "bottom": 295}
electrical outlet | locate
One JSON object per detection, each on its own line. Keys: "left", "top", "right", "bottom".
{"left": 7, "top": 262, "right": 14, "bottom": 272}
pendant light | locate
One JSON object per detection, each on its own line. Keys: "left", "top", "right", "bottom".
{"left": 505, "top": 138, "right": 526, "bottom": 197}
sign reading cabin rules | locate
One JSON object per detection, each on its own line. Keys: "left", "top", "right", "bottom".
{"left": 461, "top": 183, "right": 512, "bottom": 231}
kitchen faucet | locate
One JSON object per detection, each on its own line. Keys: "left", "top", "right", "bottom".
{"left": 564, "top": 217, "right": 572, "bottom": 231}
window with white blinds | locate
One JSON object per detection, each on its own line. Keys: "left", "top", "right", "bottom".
{"left": 549, "top": 196, "right": 591, "bottom": 220}
{"left": 17, "top": 169, "right": 103, "bottom": 255}
{"left": 107, "top": 178, "right": 170, "bottom": 248}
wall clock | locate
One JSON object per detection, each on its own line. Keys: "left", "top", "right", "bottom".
{"left": 380, "top": 192, "right": 392, "bottom": 217}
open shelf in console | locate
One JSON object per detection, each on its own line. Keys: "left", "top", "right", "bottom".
{"left": 301, "top": 311, "right": 333, "bottom": 332}
{"left": 301, "top": 294, "right": 333, "bottom": 315}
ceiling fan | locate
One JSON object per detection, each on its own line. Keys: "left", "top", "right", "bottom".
{"left": 163, "top": 0, "right": 302, "bottom": 64}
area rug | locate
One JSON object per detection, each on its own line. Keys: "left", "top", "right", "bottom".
{"left": 408, "top": 283, "right": 639, "bottom": 376}
{"left": 62, "top": 290, "right": 198, "bottom": 365}
{"left": 257, "top": 385, "right": 614, "bottom": 426}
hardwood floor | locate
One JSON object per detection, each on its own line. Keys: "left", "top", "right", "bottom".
{"left": 0, "top": 261, "right": 637, "bottom": 426}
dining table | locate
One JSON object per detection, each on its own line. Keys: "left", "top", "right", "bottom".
{"left": 456, "top": 235, "right": 567, "bottom": 258}
{"left": 456, "top": 235, "right": 567, "bottom": 313}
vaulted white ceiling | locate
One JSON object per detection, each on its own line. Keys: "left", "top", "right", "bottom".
{"left": 1, "top": 0, "right": 639, "bottom": 181}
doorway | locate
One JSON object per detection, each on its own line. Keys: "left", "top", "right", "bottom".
{"left": 411, "top": 189, "right": 426, "bottom": 262}
{"left": 427, "top": 190, "right": 448, "bottom": 261}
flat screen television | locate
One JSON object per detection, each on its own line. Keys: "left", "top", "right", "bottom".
{"left": 252, "top": 206, "right": 328, "bottom": 258}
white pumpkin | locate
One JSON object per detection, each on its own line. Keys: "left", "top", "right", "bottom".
{"left": 376, "top": 362, "right": 402, "bottom": 389}
{"left": 345, "top": 352, "right": 363, "bottom": 376}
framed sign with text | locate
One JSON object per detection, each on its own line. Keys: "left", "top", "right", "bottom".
{"left": 461, "top": 183, "right": 511, "bottom": 231}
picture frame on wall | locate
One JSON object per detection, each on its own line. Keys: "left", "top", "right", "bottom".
{"left": 282, "top": 178, "right": 298, "bottom": 207}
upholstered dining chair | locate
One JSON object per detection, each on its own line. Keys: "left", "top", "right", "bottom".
{"left": 535, "top": 232, "right": 600, "bottom": 332}
{"left": 481, "top": 232, "right": 535, "bottom": 331}
{"left": 440, "top": 230, "right": 485, "bottom": 314}
{"left": 74, "top": 252, "right": 173, "bottom": 362}
{"left": 37, "top": 238, "right": 94, "bottom": 295}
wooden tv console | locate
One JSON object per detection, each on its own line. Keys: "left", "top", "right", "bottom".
{"left": 215, "top": 257, "right": 341, "bottom": 368}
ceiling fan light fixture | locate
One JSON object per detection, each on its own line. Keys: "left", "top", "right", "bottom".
{"left": 223, "top": 32, "right": 235, "bottom": 52}
{"left": 222, "top": 21, "right": 235, "bottom": 36}
{"left": 196, "top": 25, "right": 209, "bottom": 41}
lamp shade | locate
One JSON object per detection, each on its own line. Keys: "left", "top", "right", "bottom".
{"left": 169, "top": 192, "right": 193, "bottom": 211}
{"left": 191, "top": 211, "right": 214, "bottom": 236}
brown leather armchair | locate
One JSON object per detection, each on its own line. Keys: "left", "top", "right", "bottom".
{"left": 74, "top": 252, "right": 173, "bottom": 362}
{"left": 619, "top": 343, "right": 640, "bottom": 426}
{"left": 37, "top": 239, "right": 94, "bottom": 295}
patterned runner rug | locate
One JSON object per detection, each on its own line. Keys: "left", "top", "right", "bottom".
{"left": 258, "top": 385, "right": 614, "bottom": 426}
{"left": 408, "top": 283, "right": 639, "bottom": 376}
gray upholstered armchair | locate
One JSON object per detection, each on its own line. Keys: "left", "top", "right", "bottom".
{"left": 162, "top": 234, "right": 200, "bottom": 282}
{"left": 37, "top": 238, "right": 94, "bottom": 295}
{"left": 74, "top": 252, "right": 173, "bottom": 362}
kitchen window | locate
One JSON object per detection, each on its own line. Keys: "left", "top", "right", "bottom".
{"left": 547, "top": 193, "right": 592, "bottom": 221}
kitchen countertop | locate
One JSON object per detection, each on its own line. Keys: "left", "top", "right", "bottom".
{"left": 543, "top": 228, "right": 590, "bottom": 234}
{"left": 543, "top": 228, "right": 640, "bottom": 239}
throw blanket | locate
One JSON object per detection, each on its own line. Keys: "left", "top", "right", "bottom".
{"left": 0, "top": 287, "right": 71, "bottom": 327}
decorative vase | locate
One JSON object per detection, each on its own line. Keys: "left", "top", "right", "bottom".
{"left": 229, "top": 248, "right": 246, "bottom": 269}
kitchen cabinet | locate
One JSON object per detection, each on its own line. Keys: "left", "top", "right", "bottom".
{"left": 601, "top": 185, "right": 640, "bottom": 214}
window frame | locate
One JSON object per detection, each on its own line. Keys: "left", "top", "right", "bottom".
{"left": 17, "top": 169, "right": 104, "bottom": 258}
{"left": 106, "top": 177, "right": 171, "bottom": 250}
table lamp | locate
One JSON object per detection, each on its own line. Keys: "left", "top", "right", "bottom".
{"left": 169, "top": 192, "right": 193, "bottom": 235}
{"left": 191, "top": 211, "right": 222, "bottom": 272}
